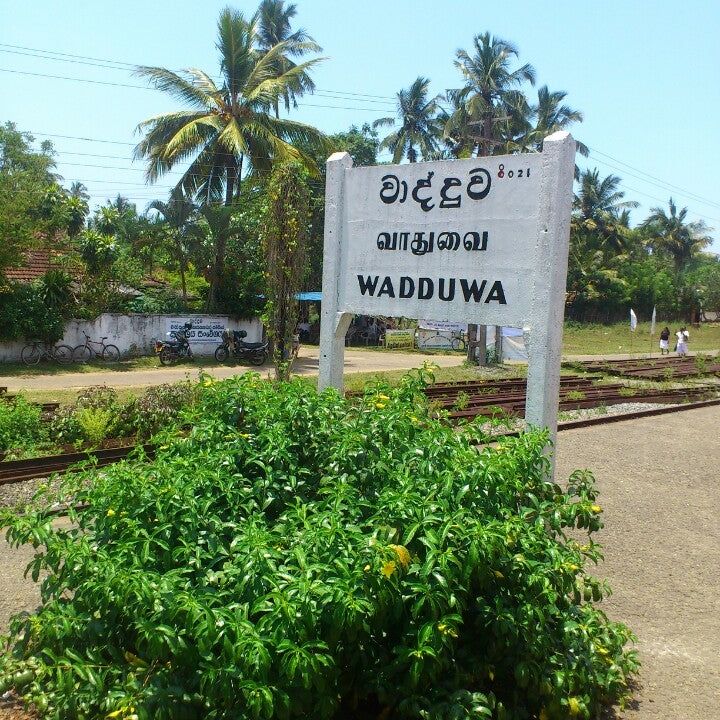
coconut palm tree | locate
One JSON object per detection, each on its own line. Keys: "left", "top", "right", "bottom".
{"left": 521, "top": 86, "right": 588, "bottom": 156}
{"left": 134, "top": 7, "right": 324, "bottom": 205}
{"left": 69, "top": 181, "right": 89, "bottom": 201}
{"left": 373, "top": 77, "right": 442, "bottom": 163}
{"left": 148, "top": 191, "right": 199, "bottom": 300}
{"left": 642, "top": 198, "right": 713, "bottom": 273}
{"left": 257, "top": 0, "right": 321, "bottom": 115}
{"left": 573, "top": 169, "right": 638, "bottom": 250}
{"left": 445, "top": 33, "right": 535, "bottom": 158}
{"left": 134, "top": 7, "right": 326, "bottom": 308}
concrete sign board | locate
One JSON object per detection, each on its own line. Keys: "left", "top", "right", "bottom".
{"left": 319, "top": 132, "right": 575, "bottom": 449}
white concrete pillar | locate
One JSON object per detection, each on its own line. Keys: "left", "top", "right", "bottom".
{"left": 318, "top": 152, "right": 353, "bottom": 392}
{"left": 524, "top": 132, "right": 576, "bottom": 453}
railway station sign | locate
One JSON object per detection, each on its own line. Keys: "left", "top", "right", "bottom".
{"left": 318, "top": 132, "right": 576, "bottom": 446}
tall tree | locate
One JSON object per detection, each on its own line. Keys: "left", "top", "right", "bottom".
{"left": 134, "top": 7, "right": 326, "bottom": 310}
{"left": 445, "top": 34, "right": 535, "bottom": 363}
{"left": 523, "top": 86, "right": 588, "bottom": 158}
{"left": 261, "top": 162, "right": 311, "bottom": 378}
{"left": 373, "top": 77, "right": 442, "bottom": 163}
{"left": 573, "top": 169, "right": 638, "bottom": 253}
{"left": 148, "top": 191, "right": 199, "bottom": 300}
{"left": 0, "top": 123, "right": 58, "bottom": 276}
{"left": 445, "top": 33, "right": 535, "bottom": 158}
{"left": 642, "top": 198, "right": 713, "bottom": 273}
{"left": 257, "top": 0, "right": 321, "bottom": 116}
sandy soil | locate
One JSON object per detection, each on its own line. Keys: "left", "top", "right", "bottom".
{"left": 555, "top": 406, "right": 720, "bottom": 719}
{"left": 2, "top": 408, "right": 718, "bottom": 719}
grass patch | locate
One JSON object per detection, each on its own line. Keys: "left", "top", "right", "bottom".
{"left": 563, "top": 322, "right": 720, "bottom": 355}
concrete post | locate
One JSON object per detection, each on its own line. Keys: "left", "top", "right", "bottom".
{"left": 318, "top": 152, "right": 353, "bottom": 392}
{"left": 524, "top": 132, "right": 576, "bottom": 455}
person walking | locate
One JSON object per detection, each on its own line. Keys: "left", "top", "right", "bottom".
{"left": 676, "top": 327, "right": 689, "bottom": 356}
{"left": 659, "top": 327, "right": 670, "bottom": 355}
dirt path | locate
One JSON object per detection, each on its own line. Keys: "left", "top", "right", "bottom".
{"left": 0, "top": 349, "right": 462, "bottom": 392}
{"left": 2, "top": 408, "right": 718, "bottom": 719}
{"left": 555, "top": 406, "right": 720, "bottom": 720}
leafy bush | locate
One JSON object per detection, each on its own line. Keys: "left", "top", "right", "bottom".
{"left": 116, "top": 382, "right": 197, "bottom": 440}
{"left": 54, "top": 386, "right": 120, "bottom": 445}
{"left": 0, "top": 372, "right": 637, "bottom": 719}
{"left": 0, "top": 281, "right": 66, "bottom": 343}
{"left": 0, "top": 397, "right": 46, "bottom": 453}
{"left": 74, "top": 407, "right": 113, "bottom": 447}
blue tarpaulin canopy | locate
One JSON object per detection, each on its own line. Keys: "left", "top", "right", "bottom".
{"left": 296, "top": 291, "right": 322, "bottom": 301}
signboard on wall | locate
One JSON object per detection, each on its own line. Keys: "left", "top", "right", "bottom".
{"left": 318, "top": 132, "right": 576, "bottom": 456}
{"left": 166, "top": 317, "right": 226, "bottom": 345}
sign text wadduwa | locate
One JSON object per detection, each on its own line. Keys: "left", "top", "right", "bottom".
{"left": 340, "top": 154, "right": 544, "bottom": 325}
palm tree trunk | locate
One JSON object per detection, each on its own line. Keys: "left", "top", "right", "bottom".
{"left": 207, "top": 157, "right": 237, "bottom": 312}
{"left": 467, "top": 111, "right": 495, "bottom": 362}
{"left": 179, "top": 254, "right": 187, "bottom": 302}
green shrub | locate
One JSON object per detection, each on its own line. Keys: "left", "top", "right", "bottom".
{"left": 116, "top": 382, "right": 197, "bottom": 440}
{"left": 54, "top": 386, "right": 120, "bottom": 445}
{"left": 74, "top": 407, "right": 113, "bottom": 447}
{"left": 0, "top": 397, "right": 46, "bottom": 452}
{"left": 0, "top": 372, "right": 638, "bottom": 719}
{"left": 0, "top": 281, "right": 66, "bottom": 343}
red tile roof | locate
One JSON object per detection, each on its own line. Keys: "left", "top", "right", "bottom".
{"left": 4, "top": 250, "right": 55, "bottom": 282}
{"left": 3, "top": 249, "right": 79, "bottom": 283}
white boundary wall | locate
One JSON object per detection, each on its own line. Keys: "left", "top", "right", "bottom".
{"left": 0, "top": 313, "right": 263, "bottom": 362}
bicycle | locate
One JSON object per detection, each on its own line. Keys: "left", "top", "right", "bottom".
{"left": 20, "top": 340, "right": 74, "bottom": 366}
{"left": 72, "top": 332, "right": 121, "bottom": 363}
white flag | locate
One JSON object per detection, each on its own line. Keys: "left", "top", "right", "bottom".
{"left": 650, "top": 306, "right": 656, "bottom": 335}
{"left": 630, "top": 309, "right": 638, "bottom": 332}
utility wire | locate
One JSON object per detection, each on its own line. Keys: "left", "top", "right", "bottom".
{"left": 587, "top": 146, "right": 720, "bottom": 212}
{"left": 0, "top": 66, "right": 393, "bottom": 112}
{"left": 0, "top": 42, "right": 397, "bottom": 100}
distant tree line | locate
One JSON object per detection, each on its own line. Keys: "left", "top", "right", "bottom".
{"left": 0, "top": 1, "right": 716, "bottom": 346}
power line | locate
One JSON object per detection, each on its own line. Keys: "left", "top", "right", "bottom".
{"left": 0, "top": 42, "right": 397, "bottom": 100}
{"left": 613, "top": 181, "right": 720, "bottom": 225}
{"left": 588, "top": 147, "right": 720, "bottom": 212}
{"left": 0, "top": 66, "right": 393, "bottom": 112}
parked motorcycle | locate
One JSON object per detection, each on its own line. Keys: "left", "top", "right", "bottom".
{"left": 155, "top": 322, "right": 194, "bottom": 366}
{"left": 214, "top": 329, "right": 268, "bottom": 366}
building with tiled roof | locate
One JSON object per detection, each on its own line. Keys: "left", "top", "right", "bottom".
{"left": 3, "top": 249, "right": 80, "bottom": 284}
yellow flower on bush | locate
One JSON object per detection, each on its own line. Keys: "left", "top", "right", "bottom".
{"left": 437, "top": 622, "right": 458, "bottom": 638}
{"left": 591, "top": 504, "right": 602, "bottom": 513}
{"left": 203, "top": 378, "right": 215, "bottom": 387}
{"left": 375, "top": 402, "right": 386, "bottom": 409}
{"left": 381, "top": 560, "right": 397, "bottom": 578}
{"left": 567, "top": 696, "right": 582, "bottom": 715}
{"left": 389, "top": 544, "right": 411, "bottom": 569}
{"left": 377, "top": 394, "right": 390, "bottom": 401}
{"left": 106, "top": 509, "right": 116, "bottom": 517}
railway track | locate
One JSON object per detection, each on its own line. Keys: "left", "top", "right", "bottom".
{"left": 1, "top": 374, "right": 718, "bottom": 486}
{"left": 0, "top": 444, "right": 154, "bottom": 486}
{"left": 566, "top": 355, "right": 720, "bottom": 380}
{"left": 0, "top": 390, "right": 59, "bottom": 413}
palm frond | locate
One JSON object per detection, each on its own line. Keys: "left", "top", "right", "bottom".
{"left": 135, "top": 66, "right": 216, "bottom": 110}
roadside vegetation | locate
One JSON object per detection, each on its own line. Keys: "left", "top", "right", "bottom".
{"left": 1, "top": 1, "right": 716, "bottom": 352}
{"left": 1, "top": 372, "right": 638, "bottom": 719}
{"left": 0, "top": 383, "right": 196, "bottom": 459}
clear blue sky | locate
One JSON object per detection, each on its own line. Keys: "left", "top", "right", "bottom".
{"left": 2, "top": 0, "right": 719, "bottom": 249}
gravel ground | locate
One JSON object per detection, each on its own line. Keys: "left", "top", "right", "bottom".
{"left": 1, "top": 406, "right": 719, "bottom": 719}
{"left": 0, "top": 477, "right": 64, "bottom": 510}
{"left": 555, "top": 405, "right": 720, "bottom": 720}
